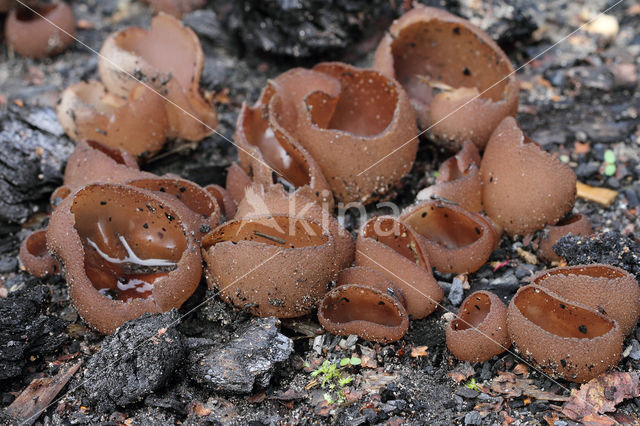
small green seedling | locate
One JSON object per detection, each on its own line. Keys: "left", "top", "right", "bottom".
{"left": 310, "top": 357, "right": 360, "bottom": 406}
{"left": 465, "top": 377, "right": 480, "bottom": 392}
{"left": 603, "top": 149, "right": 616, "bottom": 177}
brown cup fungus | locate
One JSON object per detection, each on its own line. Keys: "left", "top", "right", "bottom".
{"left": 57, "top": 81, "right": 169, "bottom": 157}
{"left": 507, "top": 285, "right": 622, "bottom": 382}
{"left": 355, "top": 216, "right": 443, "bottom": 319}
{"left": 400, "top": 200, "right": 497, "bottom": 274}
{"left": 416, "top": 141, "right": 482, "bottom": 212}
{"left": 225, "top": 163, "right": 253, "bottom": 205}
{"left": 47, "top": 184, "right": 202, "bottom": 334}
{"left": 127, "top": 177, "right": 221, "bottom": 239}
{"left": 19, "top": 229, "right": 60, "bottom": 278}
{"left": 205, "top": 184, "right": 237, "bottom": 220}
{"left": 99, "top": 13, "right": 216, "bottom": 141}
{"left": 62, "top": 140, "right": 153, "bottom": 190}
{"left": 318, "top": 267, "right": 409, "bottom": 343}
{"left": 5, "top": 1, "right": 75, "bottom": 59}
{"left": 373, "top": 5, "right": 518, "bottom": 150}
{"left": 537, "top": 214, "right": 593, "bottom": 262}
{"left": 446, "top": 291, "right": 510, "bottom": 362}
{"left": 481, "top": 117, "right": 577, "bottom": 236}
{"left": 532, "top": 264, "right": 640, "bottom": 337}
{"left": 241, "top": 63, "right": 418, "bottom": 204}
{"left": 201, "top": 215, "right": 338, "bottom": 318}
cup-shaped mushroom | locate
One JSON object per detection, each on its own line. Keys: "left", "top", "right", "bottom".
{"left": 57, "top": 81, "right": 169, "bottom": 157}
{"left": 400, "top": 200, "right": 497, "bottom": 274}
{"left": 46, "top": 183, "right": 202, "bottom": 334}
{"left": 201, "top": 215, "right": 337, "bottom": 318}
{"left": 205, "top": 184, "right": 237, "bottom": 220}
{"left": 235, "top": 80, "right": 334, "bottom": 209}
{"left": 63, "top": 140, "right": 153, "bottom": 190}
{"left": 318, "top": 267, "right": 409, "bottom": 343}
{"left": 507, "top": 285, "right": 623, "bottom": 383}
{"left": 235, "top": 185, "right": 354, "bottom": 272}
{"left": 537, "top": 214, "right": 593, "bottom": 262}
{"left": 373, "top": 5, "right": 518, "bottom": 150}
{"left": 288, "top": 62, "right": 418, "bottom": 204}
{"left": 532, "top": 264, "right": 640, "bottom": 336}
{"left": 446, "top": 291, "right": 510, "bottom": 362}
{"left": 127, "top": 177, "right": 221, "bottom": 239}
{"left": 142, "top": 0, "right": 206, "bottom": 17}
{"left": 417, "top": 141, "right": 482, "bottom": 212}
{"left": 481, "top": 117, "right": 577, "bottom": 236}
{"left": 50, "top": 185, "right": 72, "bottom": 210}
{"left": 355, "top": 216, "right": 443, "bottom": 319}
{"left": 19, "top": 229, "right": 61, "bottom": 278}
{"left": 5, "top": 1, "right": 76, "bottom": 59}
{"left": 98, "top": 13, "right": 216, "bottom": 141}
{"left": 225, "top": 163, "right": 253, "bottom": 205}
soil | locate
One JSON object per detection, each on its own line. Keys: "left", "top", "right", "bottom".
{"left": 1, "top": 0, "right": 640, "bottom": 424}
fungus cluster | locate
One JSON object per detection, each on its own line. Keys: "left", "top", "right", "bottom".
{"left": 16, "top": 5, "right": 640, "bottom": 386}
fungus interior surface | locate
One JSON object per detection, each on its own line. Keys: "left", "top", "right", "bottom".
{"left": 129, "top": 178, "right": 217, "bottom": 219}
{"left": 403, "top": 204, "right": 482, "bottom": 248}
{"left": 361, "top": 217, "right": 426, "bottom": 268}
{"left": 308, "top": 67, "right": 398, "bottom": 136}
{"left": 85, "top": 140, "right": 137, "bottom": 167}
{"left": 514, "top": 287, "right": 614, "bottom": 339}
{"left": 322, "top": 286, "right": 404, "bottom": 326}
{"left": 452, "top": 292, "right": 491, "bottom": 331}
{"left": 202, "top": 216, "right": 328, "bottom": 249}
{"left": 554, "top": 214, "right": 583, "bottom": 227}
{"left": 72, "top": 186, "right": 186, "bottom": 302}
{"left": 390, "top": 19, "right": 510, "bottom": 105}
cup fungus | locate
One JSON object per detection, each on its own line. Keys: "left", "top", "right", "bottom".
{"left": 373, "top": 5, "right": 518, "bottom": 150}
{"left": 127, "top": 177, "right": 221, "bottom": 239}
{"left": 19, "top": 229, "right": 60, "bottom": 278}
{"left": 507, "top": 285, "right": 622, "bottom": 383}
{"left": 416, "top": 141, "right": 483, "bottom": 212}
{"left": 481, "top": 117, "right": 577, "bottom": 236}
{"left": 205, "top": 184, "right": 237, "bottom": 220}
{"left": 537, "top": 214, "right": 593, "bottom": 262}
{"left": 201, "top": 214, "right": 338, "bottom": 318}
{"left": 98, "top": 13, "right": 216, "bottom": 141}
{"left": 400, "top": 200, "right": 497, "bottom": 274}
{"left": 532, "top": 264, "right": 640, "bottom": 337}
{"left": 318, "top": 266, "right": 409, "bottom": 343}
{"left": 47, "top": 183, "right": 202, "bottom": 334}
{"left": 356, "top": 216, "right": 443, "bottom": 319}
{"left": 5, "top": 1, "right": 75, "bottom": 59}
{"left": 62, "top": 140, "right": 153, "bottom": 190}
{"left": 57, "top": 81, "right": 169, "bottom": 157}
{"left": 225, "top": 163, "right": 253, "bottom": 205}
{"left": 234, "top": 185, "right": 355, "bottom": 271}
{"left": 235, "top": 75, "right": 333, "bottom": 208}
{"left": 446, "top": 291, "right": 510, "bottom": 362}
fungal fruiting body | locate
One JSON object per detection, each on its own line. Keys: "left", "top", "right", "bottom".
{"left": 537, "top": 214, "right": 593, "bottom": 262}
{"left": 507, "top": 284, "right": 622, "bottom": 383}
{"left": 19, "top": 229, "right": 60, "bottom": 278}
{"left": 373, "top": 5, "right": 518, "bottom": 150}
{"left": 238, "top": 62, "right": 418, "bottom": 204}
{"left": 202, "top": 215, "right": 339, "bottom": 318}
{"left": 355, "top": 216, "right": 443, "bottom": 319}
{"left": 47, "top": 184, "right": 202, "bottom": 334}
{"left": 400, "top": 200, "right": 497, "bottom": 274}
{"left": 5, "top": 1, "right": 76, "bottom": 58}
{"left": 532, "top": 264, "right": 640, "bottom": 337}
{"left": 318, "top": 267, "right": 409, "bottom": 343}
{"left": 446, "top": 291, "right": 510, "bottom": 362}
{"left": 416, "top": 140, "right": 483, "bottom": 212}
{"left": 481, "top": 117, "right": 577, "bottom": 236}
{"left": 98, "top": 12, "right": 216, "bottom": 141}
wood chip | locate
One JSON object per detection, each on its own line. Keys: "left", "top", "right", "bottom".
{"left": 576, "top": 182, "right": 618, "bottom": 206}
{"left": 6, "top": 360, "right": 82, "bottom": 425}
{"left": 410, "top": 345, "right": 429, "bottom": 358}
{"left": 516, "top": 247, "right": 538, "bottom": 265}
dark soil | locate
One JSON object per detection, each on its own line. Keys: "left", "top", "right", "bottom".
{"left": 1, "top": 0, "right": 639, "bottom": 424}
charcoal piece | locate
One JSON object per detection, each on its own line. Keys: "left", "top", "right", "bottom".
{"left": 83, "top": 310, "right": 184, "bottom": 412}
{"left": 554, "top": 232, "right": 640, "bottom": 279}
{"left": 232, "top": 0, "right": 394, "bottom": 57}
{"left": 0, "top": 106, "right": 74, "bottom": 224}
{"left": 0, "top": 279, "right": 67, "bottom": 381}
{"left": 188, "top": 317, "right": 293, "bottom": 393}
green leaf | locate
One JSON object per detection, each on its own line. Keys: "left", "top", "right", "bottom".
{"left": 350, "top": 357, "right": 361, "bottom": 366}
{"left": 340, "top": 358, "right": 350, "bottom": 367}
{"left": 604, "top": 150, "right": 616, "bottom": 164}
{"left": 604, "top": 163, "right": 616, "bottom": 176}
